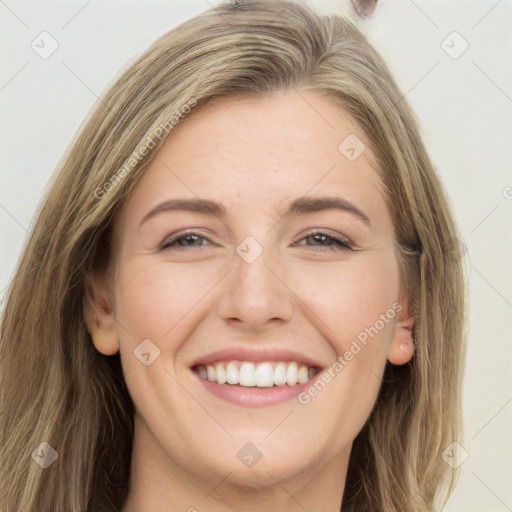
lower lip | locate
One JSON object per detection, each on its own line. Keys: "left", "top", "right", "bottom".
{"left": 192, "top": 369, "right": 321, "bottom": 407}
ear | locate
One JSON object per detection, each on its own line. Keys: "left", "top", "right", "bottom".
{"left": 83, "top": 269, "right": 120, "bottom": 356}
{"left": 387, "top": 297, "right": 415, "bottom": 366}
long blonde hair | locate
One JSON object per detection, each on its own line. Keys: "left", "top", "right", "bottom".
{"left": 0, "top": 1, "right": 466, "bottom": 510}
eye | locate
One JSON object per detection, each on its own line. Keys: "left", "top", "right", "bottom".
{"left": 294, "top": 230, "right": 353, "bottom": 251}
{"left": 160, "top": 230, "right": 213, "bottom": 250}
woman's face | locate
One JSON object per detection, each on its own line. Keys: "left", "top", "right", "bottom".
{"left": 89, "top": 91, "right": 413, "bottom": 494}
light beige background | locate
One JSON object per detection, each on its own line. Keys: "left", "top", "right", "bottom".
{"left": 1, "top": 1, "right": 511, "bottom": 510}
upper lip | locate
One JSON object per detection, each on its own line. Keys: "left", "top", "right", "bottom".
{"left": 190, "top": 347, "right": 323, "bottom": 369}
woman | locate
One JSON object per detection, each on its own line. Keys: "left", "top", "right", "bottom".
{"left": 0, "top": 1, "right": 466, "bottom": 510}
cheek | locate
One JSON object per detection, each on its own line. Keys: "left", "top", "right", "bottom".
{"left": 286, "top": 252, "right": 401, "bottom": 350}
{"left": 114, "top": 259, "right": 223, "bottom": 343}
{"left": 291, "top": 257, "right": 400, "bottom": 437}
{"left": 112, "top": 260, "right": 224, "bottom": 414}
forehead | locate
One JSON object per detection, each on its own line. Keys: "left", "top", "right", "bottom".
{"left": 177, "top": 91, "right": 373, "bottom": 167}
{"left": 117, "top": 91, "right": 388, "bottom": 229}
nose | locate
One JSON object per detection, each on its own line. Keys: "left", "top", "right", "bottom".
{"left": 216, "top": 238, "right": 293, "bottom": 331}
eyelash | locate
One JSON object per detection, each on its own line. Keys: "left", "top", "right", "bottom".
{"left": 295, "top": 230, "right": 354, "bottom": 250}
{"left": 160, "top": 230, "right": 212, "bottom": 250}
{"left": 160, "top": 229, "right": 354, "bottom": 251}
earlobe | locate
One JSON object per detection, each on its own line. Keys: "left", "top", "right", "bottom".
{"left": 387, "top": 338, "right": 415, "bottom": 366}
{"left": 83, "top": 272, "right": 120, "bottom": 356}
{"left": 387, "top": 299, "right": 415, "bottom": 366}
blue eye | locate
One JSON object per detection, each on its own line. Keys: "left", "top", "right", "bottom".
{"left": 160, "top": 230, "right": 353, "bottom": 251}
{"left": 160, "top": 231, "right": 211, "bottom": 250}
{"left": 296, "top": 231, "right": 353, "bottom": 250}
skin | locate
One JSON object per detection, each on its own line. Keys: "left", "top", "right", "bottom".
{"left": 86, "top": 91, "right": 414, "bottom": 512}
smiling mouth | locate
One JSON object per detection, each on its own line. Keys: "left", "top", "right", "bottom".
{"left": 192, "top": 360, "right": 320, "bottom": 388}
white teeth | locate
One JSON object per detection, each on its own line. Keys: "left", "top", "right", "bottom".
{"left": 196, "top": 360, "right": 319, "bottom": 388}
{"left": 215, "top": 363, "right": 227, "bottom": 385}
{"left": 239, "top": 362, "right": 256, "bottom": 386}
{"left": 226, "top": 362, "right": 239, "bottom": 385}
{"left": 255, "top": 362, "right": 274, "bottom": 387}
{"left": 286, "top": 362, "right": 298, "bottom": 385}
{"left": 297, "top": 365, "right": 308, "bottom": 384}
{"left": 206, "top": 365, "right": 216, "bottom": 382}
{"left": 273, "top": 362, "right": 287, "bottom": 386}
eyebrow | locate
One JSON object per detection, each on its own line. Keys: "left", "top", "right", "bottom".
{"left": 139, "top": 198, "right": 228, "bottom": 228}
{"left": 139, "top": 195, "right": 371, "bottom": 228}
{"left": 281, "top": 196, "right": 371, "bottom": 225}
